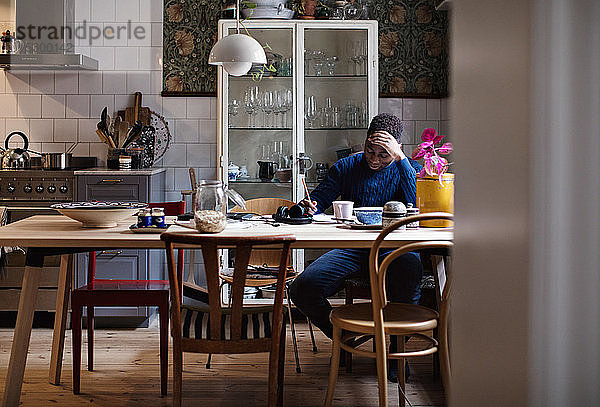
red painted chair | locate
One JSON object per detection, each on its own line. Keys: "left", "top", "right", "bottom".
{"left": 71, "top": 201, "right": 185, "bottom": 396}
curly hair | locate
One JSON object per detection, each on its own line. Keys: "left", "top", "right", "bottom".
{"left": 367, "top": 113, "right": 403, "bottom": 142}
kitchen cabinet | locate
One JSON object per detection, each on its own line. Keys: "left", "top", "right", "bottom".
{"left": 74, "top": 168, "right": 166, "bottom": 326}
{"left": 217, "top": 20, "right": 378, "bottom": 271}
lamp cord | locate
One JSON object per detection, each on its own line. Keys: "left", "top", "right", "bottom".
{"left": 236, "top": 0, "right": 240, "bottom": 33}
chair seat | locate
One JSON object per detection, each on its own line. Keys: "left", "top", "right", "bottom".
{"left": 219, "top": 272, "right": 297, "bottom": 287}
{"left": 75, "top": 280, "right": 170, "bottom": 291}
{"left": 181, "top": 304, "right": 286, "bottom": 340}
{"left": 330, "top": 302, "right": 439, "bottom": 335}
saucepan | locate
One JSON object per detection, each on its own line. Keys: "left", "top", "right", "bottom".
{"left": 39, "top": 142, "right": 77, "bottom": 169}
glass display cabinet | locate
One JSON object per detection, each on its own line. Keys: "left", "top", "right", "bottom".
{"left": 216, "top": 19, "right": 378, "bottom": 273}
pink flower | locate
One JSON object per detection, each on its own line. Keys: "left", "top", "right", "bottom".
{"left": 414, "top": 128, "right": 453, "bottom": 183}
{"left": 421, "top": 128, "right": 437, "bottom": 142}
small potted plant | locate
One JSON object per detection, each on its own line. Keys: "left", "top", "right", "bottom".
{"left": 411, "top": 128, "right": 454, "bottom": 227}
{"left": 294, "top": 0, "right": 317, "bottom": 19}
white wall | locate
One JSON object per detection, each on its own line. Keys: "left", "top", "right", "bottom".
{"left": 1, "top": 0, "right": 448, "bottom": 204}
{"left": 450, "top": 0, "right": 600, "bottom": 405}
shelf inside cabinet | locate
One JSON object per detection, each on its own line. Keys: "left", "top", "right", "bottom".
{"left": 229, "top": 75, "right": 293, "bottom": 80}
{"left": 304, "top": 127, "right": 367, "bottom": 131}
{"left": 228, "top": 127, "right": 293, "bottom": 131}
{"left": 231, "top": 179, "right": 292, "bottom": 186}
{"left": 304, "top": 75, "right": 367, "bottom": 79}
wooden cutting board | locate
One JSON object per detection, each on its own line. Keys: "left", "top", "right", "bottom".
{"left": 125, "top": 92, "right": 151, "bottom": 126}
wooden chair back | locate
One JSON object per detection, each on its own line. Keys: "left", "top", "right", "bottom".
{"left": 161, "top": 232, "right": 295, "bottom": 343}
{"left": 231, "top": 198, "right": 295, "bottom": 267}
{"left": 368, "top": 212, "right": 454, "bottom": 393}
{"left": 88, "top": 201, "right": 186, "bottom": 283}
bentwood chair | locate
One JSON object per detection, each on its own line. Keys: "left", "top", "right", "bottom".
{"left": 324, "top": 213, "right": 453, "bottom": 407}
{"left": 71, "top": 201, "right": 186, "bottom": 396}
{"left": 162, "top": 231, "right": 295, "bottom": 407}
{"left": 227, "top": 197, "right": 318, "bottom": 372}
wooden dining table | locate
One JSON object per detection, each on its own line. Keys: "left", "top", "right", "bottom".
{"left": 0, "top": 215, "right": 453, "bottom": 406}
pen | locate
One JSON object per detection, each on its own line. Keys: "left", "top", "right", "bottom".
{"left": 301, "top": 177, "right": 311, "bottom": 203}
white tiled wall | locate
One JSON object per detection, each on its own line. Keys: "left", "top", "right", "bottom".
{"left": 3, "top": 0, "right": 448, "bottom": 202}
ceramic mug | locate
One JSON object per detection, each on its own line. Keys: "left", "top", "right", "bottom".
{"left": 332, "top": 200, "right": 354, "bottom": 222}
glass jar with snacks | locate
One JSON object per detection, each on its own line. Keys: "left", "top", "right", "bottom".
{"left": 151, "top": 207, "right": 166, "bottom": 228}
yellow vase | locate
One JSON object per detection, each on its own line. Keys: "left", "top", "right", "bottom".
{"left": 416, "top": 173, "right": 454, "bottom": 227}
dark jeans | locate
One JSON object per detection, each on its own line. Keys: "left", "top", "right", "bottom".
{"left": 289, "top": 248, "right": 423, "bottom": 339}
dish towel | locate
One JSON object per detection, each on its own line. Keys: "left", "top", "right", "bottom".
{"left": 0, "top": 207, "right": 24, "bottom": 278}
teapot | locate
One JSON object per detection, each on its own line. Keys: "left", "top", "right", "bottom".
{"left": 1, "top": 131, "right": 31, "bottom": 169}
{"left": 1, "top": 30, "right": 23, "bottom": 55}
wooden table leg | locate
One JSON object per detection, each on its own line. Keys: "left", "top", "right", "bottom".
{"left": 49, "top": 254, "right": 73, "bottom": 385}
{"left": 2, "top": 265, "right": 43, "bottom": 407}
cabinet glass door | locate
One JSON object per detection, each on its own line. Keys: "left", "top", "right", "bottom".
{"left": 301, "top": 27, "right": 371, "bottom": 190}
{"left": 224, "top": 26, "right": 294, "bottom": 202}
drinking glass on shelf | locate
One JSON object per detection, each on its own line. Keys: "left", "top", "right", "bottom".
{"left": 313, "top": 58, "right": 324, "bottom": 76}
{"left": 245, "top": 86, "right": 261, "bottom": 127}
{"left": 304, "top": 49, "right": 313, "bottom": 75}
{"left": 262, "top": 90, "right": 275, "bottom": 128}
{"left": 332, "top": 106, "right": 341, "bottom": 127}
{"left": 228, "top": 99, "right": 239, "bottom": 127}
{"left": 326, "top": 56, "right": 338, "bottom": 76}
{"left": 345, "top": 100, "right": 359, "bottom": 128}
{"left": 244, "top": 90, "right": 255, "bottom": 127}
{"left": 284, "top": 89, "right": 293, "bottom": 128}
{"left": 305, "top": 95, "right": 319, "bottom": 128}
{"left": 323, "top": 97, "right": 334, "bottom": 127}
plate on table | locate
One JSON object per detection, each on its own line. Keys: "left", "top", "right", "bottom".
{"left": 346, "top": 222, "right": 383, "bottom": 230}
{"left": 129, "top": 224, "right": 168, "bottom": 234}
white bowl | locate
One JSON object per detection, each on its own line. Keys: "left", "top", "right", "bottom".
{"left": 251, "top": 0, "right": 283, "bottom": 7}
{"left": 242, "top": 6, "right": 293, "bottom": 19}
{"left": 51, "top": 202, "right": 146, "bottom": 228}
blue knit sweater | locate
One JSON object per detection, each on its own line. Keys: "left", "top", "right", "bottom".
{"left": 310, "top": 153, "right": 421, "bottom": 213}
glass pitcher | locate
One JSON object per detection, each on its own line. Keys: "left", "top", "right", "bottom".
{"left": 193, "top": 180, "right": 246, "bottom": 233}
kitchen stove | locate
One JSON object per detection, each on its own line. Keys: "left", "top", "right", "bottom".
{"left": 0, "top": 161, "right": 94, "bottom": 320}
{"left": 0, "top": 169, "right": 74, "bottom": 202}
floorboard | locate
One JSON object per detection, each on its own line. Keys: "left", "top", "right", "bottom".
{"left": 0, "top": 322, "right": 445, "bottom": 406}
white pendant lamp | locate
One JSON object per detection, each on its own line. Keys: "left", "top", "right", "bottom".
{"left": 208, "top": 0, "right": 267, "bottom": 76}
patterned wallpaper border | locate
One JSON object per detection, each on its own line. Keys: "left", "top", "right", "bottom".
{"left": 162, "top": 0, "right": 448, "bottom": 98}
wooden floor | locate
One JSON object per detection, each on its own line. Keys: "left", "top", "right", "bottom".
{"left": 0, "top": 321, "right": 445, "bottom": 406}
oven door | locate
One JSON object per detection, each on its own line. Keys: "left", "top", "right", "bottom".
{"left": 0, "top": 203, "right": 66, "bottom": 314}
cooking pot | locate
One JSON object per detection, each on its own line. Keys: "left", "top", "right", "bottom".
{"left": 41, "top": 152, "right": 72, "bottom": 169}
{"left": 1, "top": 131, "right": 30, "bottom": 169}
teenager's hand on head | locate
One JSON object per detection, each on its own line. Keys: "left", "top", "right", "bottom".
{"left": 368, "top": 131, "right": 406, "bottom": 161}
{"left": 298, "top": 199, "right": 318, "bottom": 215}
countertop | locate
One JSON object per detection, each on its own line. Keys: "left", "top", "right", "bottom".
{"left": 73, "top": 167, "right": 167, "bottom": 176}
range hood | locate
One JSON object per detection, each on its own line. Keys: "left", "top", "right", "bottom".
{"left": 0, "top": 0, "right": 98, "bottom": 70}
{"left": 0, "top": 53, "right": 98, "bottom": 70}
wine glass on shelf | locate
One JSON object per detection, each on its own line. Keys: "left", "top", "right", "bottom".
{"left": 305, "top": 95, "right": 319, "bottom": 128}
{"left": 357, "top": 39, "right": 367, "bottom": 75}
{"left": 273, "top": 90, "right": 284, "bottom": 128}
{"left": 326, "top": 56, "right": 338, "bottom": 76}
{"left": 284, "top": 89, "right": 293, "bottom": 128}
{"left": 244, "top": 90, "right": 255, "bottom": 127}
{"left": 312, "top": 50, "right": 325, "bottom": 76}
{"left": 228, "top": 99, "right": 239, "bottom": 127}
{"left": 262, "top": 90, "right": 275, "bottom": 128}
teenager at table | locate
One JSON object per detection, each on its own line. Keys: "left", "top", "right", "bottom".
{"left": 289, "top": 113, "right": 422, "bottom": 379}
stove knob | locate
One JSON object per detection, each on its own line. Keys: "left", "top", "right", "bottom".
{"left": 59, "top": 185, "right": 68, "bottom": 194}
{"left": 47, "top": 185, "right": 57, "bottom": 194}
{"left": 23, "top": 184, "right": 33, "bottom": 193}
{"left": 35, "top": 185, "right": 44, "bottom": 193}
{"left": 7, "top": 184, "right": 15, "bottom": 193}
